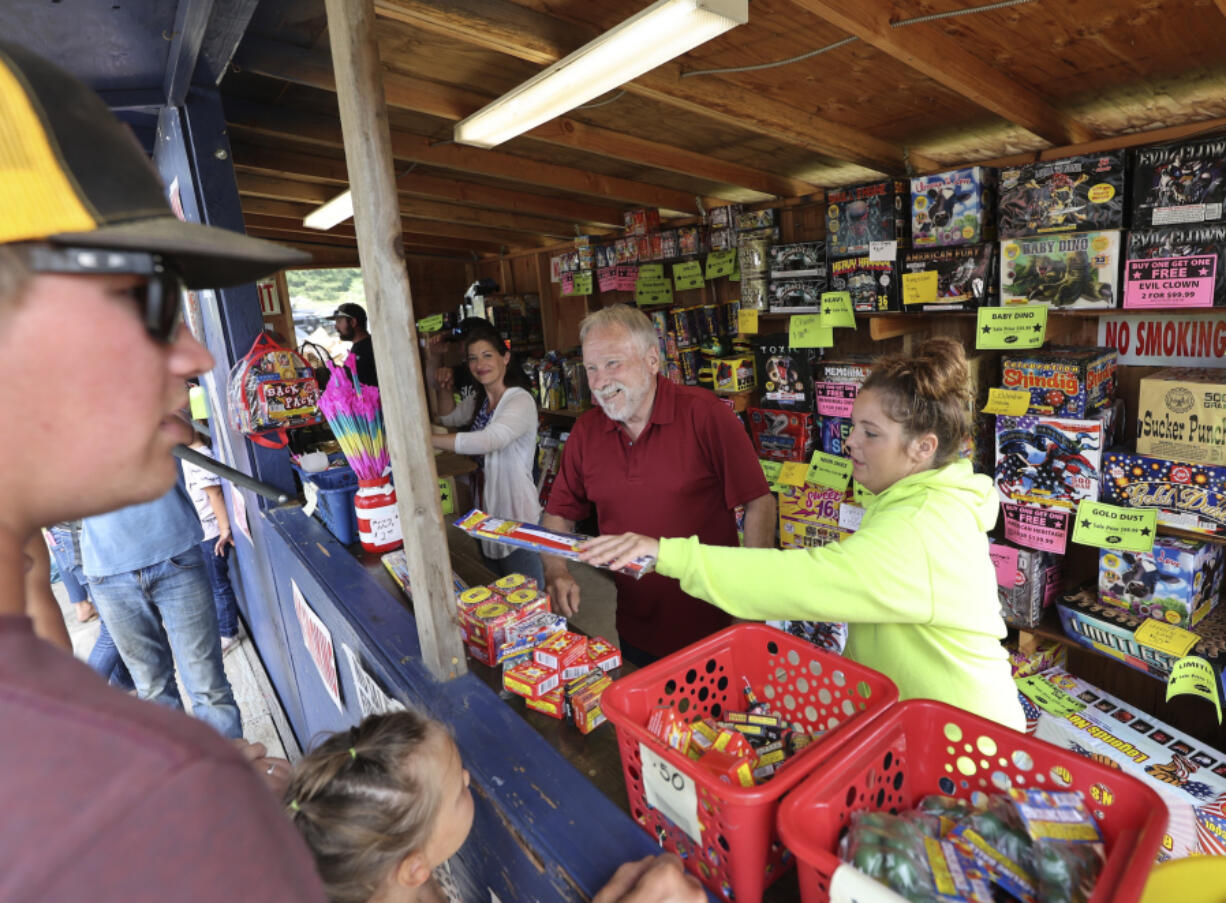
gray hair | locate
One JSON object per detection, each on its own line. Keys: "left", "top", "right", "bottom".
{"left": 579, "top": 304, "right": 658, "bottom": 359}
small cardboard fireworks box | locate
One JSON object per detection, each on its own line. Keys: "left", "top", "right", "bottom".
{"left": 768, "top": 278, "right": 824, "bottom": 314}
{"left": 711, "top": 354, "right": 756, "bottom": 395}
{"left": 1125, "top": 223, "right": 1226, "bottom": 309}
{"left": 747, "top": 407, "right": 816, "bottom": 462}
{"left": 910, "top": 166, "right": 998, "bottom": 247}
{"left": 586, "top": 637, "right": 622, "bottom": 672}
{"left": 990, "top": 539, "right": 1064, "bottom": 629}
{"left": 1135, "top": 367, "right": 1226, "bottom": 466}
{"left": 994, "top": 404, "right": 1120, "bottom": 509}
{"left": 998, "top": 151, "right": 1126, "bottom": 238}
{"left": 753, "top": 333, "right": 814, "bottom": 410}
{"left": 490, "top": 573, "right": 539, "bottom": 597}
{"left": 898, "top": 242, "right": 998, "bottom": 310}
{"left": 828, "top": 254, "right": 900, "bottom": 312}
{"left": 1100, "top": 450, "right": 1226, "bottom": 537}
{"left": 1098, "top": 536, "right": 1223, "bottom": 629}
{"left": 999, "top": 231, "right": 1122, "bottom": 308}
{"left": 1130, "top": 134, "right": 1226, "bottom": 229}
{"left": 462, "top": 601, "right": 546, "bottom": 667}
{"left": 825, "top": 179, "right": 909, "bottom": 258}
{"left": 524, "top": 686, "right": 567, "bottom": 719}
{"left": 533, "top": 630, "right": 588, "bottom": 671}
{"left": 503, "top": 661, "right": 561, "bottom": 699}
{"left": 768, "top": 241, "right": 826, "bottom": 280}
{"left": 1005, "top": 634, "right": 1067, "bottom": 679}
{"left": 1000, "top": 346, "right": 1117, "bottom": 418}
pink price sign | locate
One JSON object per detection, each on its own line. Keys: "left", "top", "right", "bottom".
{"left": 1123, "top": 255, "right": 1217, "bottom": 308}
{"left": 1002, "top": 503, "right": 1069, "bottom": 554}
{"left": 989, "top": 543, "right": 1020, "bottom": 588}
{"left": 815, "top": 381, "right": 857, "bottom": 418}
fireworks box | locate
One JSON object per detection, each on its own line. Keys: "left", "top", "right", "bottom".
{"left": 989, "top": 538, "right": 1064, "bottom": 629}
{"left": 768, "top": 278, "right": 823, "bottom": 314}
{"left": 1135, "top": 367, "right": 1226, "bottom": 466}
{"left": 819, "top": 415, "right": 853, "bottom": 458}
{"left": 503, "top": 661, "right": 561, "bottom": 699}
{"left": 999, "top": 230, "right": 1122, "bottom": 308}
{"left": 1125, "top": 223, "right": 1226, "bottom": 308}
{"left": 490, "top": 573, "right": 539, "bottom": 597}
{"left": 768, "top": 241, "right": 826, "bottom": 280}
{"left": 777, "top": 485, "right": 850, "bottom": 550}
{"left": 524, "top": 686, "right": 567, "bottom": 719}
{"left": 998, "top": 151, "right": 1126, "bottom": 238}
{"left": 825, "top": 178, "right": 909, "bottom": 258}
{"left": 828, "top": 254, "right": 900, "bottom": 312}
{"left": 1099, "top": 536, "right": 1223, "bottom": 629}
{"left": 462, "top": 594, "right": 552, "bottom": 666}
{"left": 747, "top": 407, "right": 815, "bottom": 462}
{"left": 1100, "top": 450, "right": 1226, "bottom": 536}
{"left": 898, "top": 242, "right": 998, "bottom": 310}
{"left": 711, "top": 355, "right": 755, "bottom": 395}
{"left": 1004, "top": 634, "right": 1067, "bottom": 678}
{"left": 910, "top": 166, "right": 998, "bottom": 247}
{"left": 994, "top": 403, "right": 1121, "bottom": 509}
{"left": 1130, "top": 134, "right": 1226, "bottom": 229}
{"left": 753, "top": 333, "right": 813, "bottom": 410}
{"left": 1000, "top": 346, "right": 1117, "bottom": 417}
{"left": 813, "top": 356, "right": 873, "bottom": 418}
{"left": 1017, "top": 666, "right": 1226, "bottom": 859}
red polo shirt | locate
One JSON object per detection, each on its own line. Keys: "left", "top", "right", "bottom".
{"left": 546, "top": 376, "right": 769, "bottom": 656}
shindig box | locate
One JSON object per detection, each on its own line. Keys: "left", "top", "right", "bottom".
{"left": 1135, "top": 367, "right": 1226, "bottom": 465}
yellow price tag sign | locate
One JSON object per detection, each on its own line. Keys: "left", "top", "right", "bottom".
{"left": 807, "top": 451, "right": 853, "bottom": 491}
{"left": 1016, "top": 676, "right": 1087, "bottom": 718}
{"left": 1071, "top": 500, "right": 1158, "bottom": 553}
{"left": 760, "top": 459, "right": 782, "bottom": 491}
{"left": 852, "top": 481, "right": 875, "bottom": 507}
{"left": 820, "top": 291, "right": 856, "bottom": 329}
{"left": 571, "top": 272, "right": 593, "bottom": 296}
{"left": 738, "top": 308, "right": 758, "bottom": 334}
{"left": 705, "top": 250, "right": 737, "bottom": 279}
{"left": 981, "top": 388, "right": 1032, "bottom": 416}
{"left": 789, "top": 314, "right": 833, "bottom": 348}
{"left": 438, "top": 478, "right": 454, "bottom": 515}
{"left": 637, "top": 263, "right": 664, "bottom": 280}
{"left": 1135, "top": 619, "right": 1200, "bottom": 658}
{"left": 416, "top": 313, "right": 444, "bottom": 333}
{"left": 778, "top": 461, "right": 809, "bottom": 487}
{"left": 1167, "top": 655, "right": 1222, "bottom": 723}
{"left": 901, "top": 270, "right": 939, "bottom": 306}
{"left": 976, "top": 307, "right": 1048, "bottom": 349}
{"left": 673, "top": 260, "right": 705, "bottom": 292}
{"left": 635, "top": 279, "right": 674, "bottom": 308}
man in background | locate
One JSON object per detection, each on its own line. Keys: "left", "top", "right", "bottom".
{"left": 333, "top": 301, "right": 378, "bottom": 386}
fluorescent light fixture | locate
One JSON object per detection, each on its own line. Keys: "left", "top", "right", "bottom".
{"left": 454, "top": 0, "right": 747, "bottom": 149}
{"left": 304, "top": 189, "right": 354, "bottom": 231}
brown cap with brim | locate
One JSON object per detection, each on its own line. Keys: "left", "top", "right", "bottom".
{"left": 0, "top": 40, "right": 310, "bottom": 289}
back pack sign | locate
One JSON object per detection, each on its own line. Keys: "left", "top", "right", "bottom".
{"left": 227, "top": 332, "right": 322, "bottom": 447}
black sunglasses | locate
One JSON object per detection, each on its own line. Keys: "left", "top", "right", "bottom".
{"left": 20, "top": 244, "right": 185, "bottom": 343}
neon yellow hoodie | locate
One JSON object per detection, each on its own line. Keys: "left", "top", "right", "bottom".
{"left": 657, "top": 459, "right": 1025, "bottom": 730}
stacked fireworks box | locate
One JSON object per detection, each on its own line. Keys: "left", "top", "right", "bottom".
{"left": 649, "top": 303, "right": 743, "bottom": 389}
{"left": 825, "top": 179, "right": 910, "bottom": 312}
{"left": 813, "top": 356, "right": 874, "bottom": 459}
{"left": 997, "top": 151, "right": 1126, "bottom": 308}
{"left": 767, "top": 240, "right": 826, "bottom": 314}
{"left": 1125, "top": 135, "right": 1226, "bottom": 308}
{"left": 748, "top": 331, "right": 817, "bottom": 463}
{"left": 737, "top": 208, "right": 779, "bottom": 312}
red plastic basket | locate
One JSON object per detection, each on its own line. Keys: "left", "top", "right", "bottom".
{"left": 777, "top": 698, "right": 1169, "bottom": 903}
{"left": 602, "top": 624, "right": 898, "bottom": 903}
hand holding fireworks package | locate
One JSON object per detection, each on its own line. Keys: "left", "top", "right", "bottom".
{"left": 998, "top": 151, "right": 1125, "bottom": 238}
{"left": 826, "top": 179, "right": 910, "bottom": 258}
{"left": 1124, "top": 223, "right": 1226, "bottom": 308}
{"left": 1130, "top": 134, "right": 1226, "bottom": 228}
{"left": 455, "top": 509, "right": 655, "bottom": 578}
{"left": 753, "top": 333, "right": 813, "bottom": 410}
{"left": 829, "top": 254, "right": 900, "bottom": 311}
{"left": 911, "top": 166, "right": 997, "bottom": 247}
{"left": 999, "top": 231, "right": 1121, "bottom": 308}
{"left": 898, "top": 243, "right": 997, "bottom": 311}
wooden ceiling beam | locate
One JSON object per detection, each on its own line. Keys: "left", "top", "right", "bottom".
{"left": 371, "top": 0, "right": 928, "bottom": 173}
{"left": 248, "top": 224, "right": 478, "bottom": 259}
{"left": 236, "top": 38, "right": 819, "bottom": 199}
{"left": 224, "top": 98, "right": 707, "bottom": 214}
{"left": 790, "top": 0, "right": 1095, "bottom": 147}
{"left": 260, "top": 240, "right": 360, "bottom": 268}
{"left": 245, "top": 213, "right": 503, "bottom": 253}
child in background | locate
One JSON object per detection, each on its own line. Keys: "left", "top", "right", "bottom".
{"left": 180, "top": 424, "right": 240, "bottom": 653}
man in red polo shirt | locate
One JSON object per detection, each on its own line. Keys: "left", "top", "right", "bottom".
{"left": 541, "top": 304, "right": 775, "bottom": 665}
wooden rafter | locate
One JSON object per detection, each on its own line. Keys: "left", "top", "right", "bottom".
{"left": 244, "top": 213, "right": 505, "bottom": 254}
{"left": 790, "top": 0, "right": 1095, "bottom": 147}
{"left": 371, "top": 0, "right": 933, "bottom": 173}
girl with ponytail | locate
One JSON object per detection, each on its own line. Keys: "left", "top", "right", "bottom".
{"left": 584, "top": 338, "right": 1024, "bottom": 730}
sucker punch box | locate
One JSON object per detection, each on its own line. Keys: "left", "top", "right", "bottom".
{"left": 999, "top": 347, "right": 1117, "bottom": 417}
{"left": 910, "top": 166, "right": 997, "bottom": 247}
{"left": 998, "top": 151, "right": 1126, "bottom": 238}
{"left": 999, "top": 231, "right": 1121, "bottom": 308}
{"left": 898, "top": 243, "right": 997, "bottom": 310}
{"left": 825, "top": 179, "right": 909, "bottom": 258}
{"left": 1136, "top": 367, "right": 1226, "bottom": 465}
{"left": 1125, "top": 223, "right": 1226, "bottom": 308}
{"left": 1131, "top": 134, "right": 1226, "bottom": 228}
{"left": 828, "top": 255, "right": 899, "bottom": 312}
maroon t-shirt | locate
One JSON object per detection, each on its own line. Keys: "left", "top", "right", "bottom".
{"left": 546, "top": 376, "right": 769, "bottom": 656}
{"left": 0, "top": 616, "right": 326, "bottom": 902}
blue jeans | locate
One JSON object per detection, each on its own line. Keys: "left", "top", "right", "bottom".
{"left": 46, "top": 527, "right": 89, "bottom": 606}
{"left": 86, "top": 617, "right": 139, "bottom": 692}
{"left": 480, "top": 546, "right": 546, "bottom": 589}
{"left": 200, "top": 539, "right": 239, "bottom": 639}
{"left": 88, "top": 547, "right": 242, "bottom": 738}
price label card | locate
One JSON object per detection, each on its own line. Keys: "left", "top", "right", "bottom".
{"left": 615, "top": 265, "right": 639, "bottom": 292}
{"left": 673, "top": 260, "right": 705, "bottom": 292}
{"left": 1016, "top": 676, "right": 1087, "bottom": 718}
{"left": 760, "top": 459, "right": 782, "bottom": 491}
{"left": 808, "top": 451, "right": 853, "bottom": 491}
{"left": 901, "top": 271, "right": 939, "bottom": 306}
{"left": 637, "top": 263, "right": 664, "bottom": 281}
{"left": 838, "top": 502, "right": 865, "bottom": 532}
{"left": 1167, "top": 656, "right": 1222, "bottom": 723}
{"left": 778, "top": 461, "right": 809, "bottom": 487}
{"left": 639, "top": 743, "right": 701, "bottom": 841}
{"left": 560, "top": 273, "right": 574, "bottom": 295}
{"left": 976, "top": 307, "right": 1048, "bottom": 349}
{"left": 852, "top": 481, "right": 875, "bottom": 507}
{"left": 989, "top": 543, "right": 1020, "bottom": 588}
{"left": 571, "top": 272, "right": 593, "bottom": 296}
{"left": 789, "top": 314, "right": 833, "bottom": 348}
{"left": 868, "top": 240, "right": 898, "bottom": 263}
{"left": 416, "top": 313, "right": 444, "bottom": 333}
{"left": 635, "top": 279, "right": 674, "bottom": 308}
{"left": 1002, "top": 503, "right": 1068, "bottom": 554}
{"left": 1135, "top": 619, "right": 1200, "bottom": 658}
{"left": 438, "top": 478, "right": 453, "bottom": 516}
{"left": 981, "top": 388, "right": 1032, "bottom": 416}
{"left": 738, "top": 308, "right": 759, "bottom": 334}
{"left": 705, "top": 249, "right": 737, "bottom": 279}
{"left": 1071, "top": 500, "right": 1157, "bottom": 553}
{"left": 596, "top": 266, "right": 618, "bottom": 293}
{"left": 302, "top": 480, "right": 319, "bottom": 518}
{"left": 820, "top": 291, "right": 856, "bottom": 329}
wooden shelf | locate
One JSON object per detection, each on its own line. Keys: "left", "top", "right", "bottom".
{"left": 539, "top": 406, "right": 589, "bottom": 419}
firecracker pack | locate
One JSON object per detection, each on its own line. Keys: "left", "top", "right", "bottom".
{"left": 753, "top": 333, "right": 813, "bottom": 410}
{"left": 1099, "top": 536, "right": 1223, "bottom": 629}
{"left": 1124, "top": 223, "right": 1226, "bottom": 308}
{"left": 1017, "top": 667, "right": 1226, "bottom": 859}
{"left": 828, "top": 254, "right": 900, "bottom": 311}
{"left": 990, "top": 539, "right": 1064, "bottom": 629}
{"left": 747, "top": 407, "right": 816, "bottom": 462}
{"left": 1135, "top": 367, "right": 1226, "bottom": 465}
{"left": 1130, "top": 134, "right": 1226, "bottom": 229}
{"left": 911, "top": 166, "right": 998, "bottom": 247}
{"left": 768, "top": 278, "right": 823, "bottom": 314}
{"left": 994, "top": 403, "right": 1121, "bottom": 509}
{"left": 456, "top": 509, "right": 656, "bottom": 578}
{"left": 1000, "top": 346, "right": 1117, "bottom": 418}
{"left": 998, "top": 151, "right": 1126, "bottom": 238}
{"left": 1004, "top": 635, "right": 1067, "bottom": 679}
{"left": 898, "top": 242, "right": 998, "bottom": 310}
{"left": 1100, "top": 451, "right": 1226, "bottom": 536}
{"left": 999, "top": 230, "right": 1122, "bottom": 308}
{"left": 768, "top": 241, "right": 827, "bottom": 280}
{"left": 825, "top": 179, "right": 909, "bottom": 257}
{"left": 462, "top": 594, "right": 552, "bottom": 666}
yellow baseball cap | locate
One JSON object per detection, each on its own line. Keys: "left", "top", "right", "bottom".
{"left": 0, "top": 41, "right": 309, "bottom": 288}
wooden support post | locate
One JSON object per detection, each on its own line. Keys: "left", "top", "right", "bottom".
{"left": 324, "top": 0, "right": 466, "bottom": 681}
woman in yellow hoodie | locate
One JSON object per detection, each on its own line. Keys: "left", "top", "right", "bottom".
{"left": 582, "top": 336, "right": 1024, "bottom": 730}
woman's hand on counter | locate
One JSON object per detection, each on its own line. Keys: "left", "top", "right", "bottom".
{"left": 579, "top": 533, "right": 660, "bottom": 573}
{"left": 592, "top": 855, "right": 704, "bottom": 903}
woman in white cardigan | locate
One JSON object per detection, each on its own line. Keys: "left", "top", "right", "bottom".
{"left": 429, "top": 322, "right": 544, "bottom": 586}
